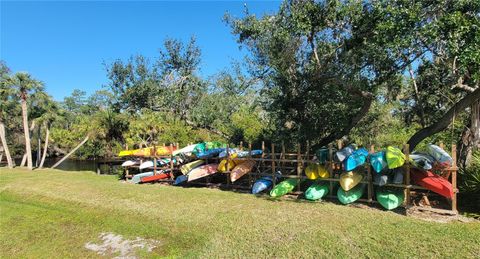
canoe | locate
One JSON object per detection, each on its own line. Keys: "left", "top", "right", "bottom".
{"left": 195, "top": 148, "right": 226, "bottom": 159}
{"left": 270, "top": 178, "right": 300, "bottom": 198}
{"left": 252, "top": 172, "right": 283, "bottom": 194}
{"left": 121, "top": 160, "right": 137, "bottom": 167}
{"left": 192, "top": 142, "right": 226, "bottom": 155}
{"left": 218, "top": 153, "right": 240, "bottom": 173}
{"left": 304, "top": 183, "right": 329, "bottom": 201}
{"left": 370, "top": 151, "right": 387, "bottom": 173}
{"left": 188, "top": 164, "right": 219, "bottom": 182}
{"left": 411, "top": 168, "right": 453, "bottom": 199}
{"left": 172, "top": 144, "right": 197, "bottom": 156}
{"left": 410, "top": 153, "right": 434, "bottom": 170}
{"left": 174, "top": 175, "right": 188, "bottom": 185}
{"left": 344, "top": 148, "right": 369, "bottom": 171}
{"left": 376, "top": 188, "right": 404, "bottom": 210}
{"left": 231, "top": 160, "right": 256, "bottom": 182}
{"left": 339, "top": 171, "right": 363, "bottom": 191}
{"left": 337, "top": 184, "right": 365, "bottom": 204}
{"left": 426, "top": 144, "right": 453, "bottom": 169}
{"left": 180, "top": 160, "right": 205, "bottom": 175}
{"left": 140, "top": 173, "right": 171, "bottom": 183}
{"left": 131, "top": 172, "right": 154, "bottom": 184}
{"left": 334, "top": 145, "right": 356, "bottom": 162}
{"left": 118, "top": 146, "right": 177, "bottom": 157}
{"left": 305, "top": 163, "right": 329, "bottom": 180}
{"left": 386, "top": 146, "right": 405, "bottom": 169}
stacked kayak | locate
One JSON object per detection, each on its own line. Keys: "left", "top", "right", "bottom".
{"left": 270, "top": 178, "right": 301, "bottom": 198}
{"left": 338, "top": 184, "right": 365, "bottom": 204}
{"left": 305, "top": 163, "right": 329, "bottom": 180}
{"left": 119, "top": 146, "right": 177, "bottom": 157}
{"left": 411, "top": 168, "right": 453, "bottom": 199}
{"left": 131, "top": 172, "right": 154, "bottom": 184}
{"left": 231, "top": 160, "right": 256, "bottom": 182}
{"left": 305, "top": 183, "right": 329, "bottom": 201}
{"left": 345, "top": 148, "right": 368, "bottom": 171}
{"left": 340, "top": 171, "right": 363, "bottom": 191}
{"left": 188, "top": 164, "right": 219, "bottom": 182}
{"left": 181, "top": 160, "right": 205, "bottom": 175}
{"left": 141, "top": 172, "right": 171, "bottom": 183}
{"left": 376, "top": 188, "right": 404, "bottom": 210}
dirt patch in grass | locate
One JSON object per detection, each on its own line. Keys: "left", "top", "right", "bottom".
{"left": 85, "top": 232, "right": 160, "bottom": 258}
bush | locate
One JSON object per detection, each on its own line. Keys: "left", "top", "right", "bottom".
{"left": 460, "top": 151, "right": 480, "bottom": 193}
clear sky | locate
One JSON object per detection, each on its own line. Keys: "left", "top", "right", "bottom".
{"left": 1, "top": 1, "right": 280, "bottom": 101}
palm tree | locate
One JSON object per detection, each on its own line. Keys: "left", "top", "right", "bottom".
{"left": 36, "top": 96, "right": 60, "bottom": 168}
{"left": 6, "top": 73, "right": 44, "bottom": 170}
{"left": 0, "top": 62, "right": 15, "bottom": 168}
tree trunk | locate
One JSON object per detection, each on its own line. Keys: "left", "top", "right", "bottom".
{"left": 408, "top": 88, "right": 480, "bottom": 151}
{"left": 0, "top": 122, "right": 14, "bottom": 168}
{"left": 20, "top": 120, "right": 35, "bottom": 167}
{"left": 39, "top": 126, "right": 49, "bottom": 168}
{"left": 458, "top": 100, "right": 480, "bottom": 168}
{"left": 36, "top": 126, "right": 41, "bottom": 167}
{"left": 21, "top": 97, "right": 33, "bottom": 170}
{"left": 52, "top": 135, "right": 89, "bottom": 169}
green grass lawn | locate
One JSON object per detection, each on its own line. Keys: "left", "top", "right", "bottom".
{"left": 1, "top": 168, "right": 479, "bottom": 258}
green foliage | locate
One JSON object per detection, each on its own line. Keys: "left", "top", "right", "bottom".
{"left": 460, "top": 151, "right": 480, "bottom": 193}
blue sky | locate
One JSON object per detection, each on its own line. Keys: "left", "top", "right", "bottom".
{"left": 1, "top": 1, "right": 280, "bottom": 100}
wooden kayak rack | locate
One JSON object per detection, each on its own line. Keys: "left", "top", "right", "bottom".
{"left": 119, "top": 140, "right": 459, "bottom": 216}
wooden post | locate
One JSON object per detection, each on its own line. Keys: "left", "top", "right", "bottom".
{"left": 296, "top": 143, "right": 301, "bottom": 192}
{"left": 169, "top": 144, "right": 174, "bottom": 180}
{"left": 125, "top": 144, "right": 130, "bottom": 179}
{"left": 226, "top": 144, "right": 231, "bottom": 186}
{"left": 153, "top": 144, "right": 157, "bottom": 175}
{"left": 336, "top": 140, "right": 343, "bottom": 170}
{"left": 240, "top": 141, "right": 243, "bottom": 151}
{"left": 281, "top": 140, "right": 286, "bottom": 172}
{"left": 367, "top": 145, "right": 374, "bottom": 203}
{"left": 248, "top": 143, "right": 253, "bottom": 187}
{"left": 451, "top": 144, "right": 458, "bottom": 212}
{"left": 271, "top": 143, "right": 276, "bottom": 188}
{"left": 404, "top": 144, "right": 411, "bottom": 207}
{"left": 328, "top": 143, "right": 334, "bottom": 197}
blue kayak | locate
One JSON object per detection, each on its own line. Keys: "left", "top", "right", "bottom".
{"left": 334, "top": 145, "right": 356, "bottom": 162}
{"left": 370, "top": 151, "right": 387, "bottom": 173}
{"left": 251, "top": 172, "right": 282, "bottom": 194}
{"left": 344, "top": 148, "right": 368, "bottom": 171}
{"left": 195, "top": 148, "right": 226, "bottom": 159}
{"left": 236, "top": 150, "right": 263, "bottom": 158}
{"left": 410, "top": 152, "right": 434, "bottom": 170}
{"left": 174, "top": 175, "right": 188, "bottom": 185}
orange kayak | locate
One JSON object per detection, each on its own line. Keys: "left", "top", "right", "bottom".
{"left": 230, "top": 160, "right": 256, "bottom": 182}
{"left": 140, "top": 173, "right": 171, "bottom": 183}
{"left": 118, "top": 146, "right": 177, "bottom": 157}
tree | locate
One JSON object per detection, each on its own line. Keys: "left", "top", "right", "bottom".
{"left": 6, "top": 72, "right": 44, "bottom": 170}
{"left": 0, "top": 61, "right": 15, "bottom": 168}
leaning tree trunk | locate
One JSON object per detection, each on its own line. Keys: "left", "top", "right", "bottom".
{"left": 39, "top": 125, "right": 49, "bottom": 169}
{"left": 408, "top": 88, "right": 480, "bottom": 152}
{"left": 21, "top": 96, "right": 33, "bottom": 170}
{"left": 0, "top": 122, "right": 14, "bottom": 168}
{"left": 52, "top": 135, "right": 89, "bottom": 169}
{"left": 458, "top": 100, "right": 480, "bottom": 168}
{"left": 20, "top": 120, "right": 35, "bottom": 167}
{"left": 36, "top": 126, "right": 41, "bottom": 167}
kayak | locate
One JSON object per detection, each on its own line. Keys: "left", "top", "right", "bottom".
{"left": 386, "top": 146, "right": 405, "bottom": 169}
{"left": 334, "top": 145, "right": 356, "bottom": 163}
{"left": 131, "top": 172, "right": 154, "bottom": 184}
{"left": 174, "top": 175, "right": 188, "bottom": 185}
{"left": 188, "top": 164, "right": 219, "bottom": 182}
{"left": 426, "top": 144, "right": 453, "bottom": 169}
{"left": 337, "top": 184, "right": 365, "bottom": 204}
{"left": 373, "top": 173, "right": 390, "bottom": 186}
{"left": 231, "top": 160, "right": 256, "bottom": 182}
{"left": 392, "top": 168, "right": 404, "bottom": 184}
{"left": 140, "top": 172, "right": 171, "bottom": 183}
{"left": 180, "top": 160, "right": 205, "bottom": 175}
{"left": 121, "top": 160, "right": 137, "bottom": 167}
{"left": 305, "top": 163, "right": 329, "bottom": 180}
{"left": 218, "top": 148, "right": 240, "bottom": 158}
{"left": 315, "top": 147, "right": 332, "bottom": 164}
{"left": 410, "top": 153, "right": 434, "bottom": 170}
{"left": 172, "top": 144, "right": 197, "bottom": 156}
{"left": 251, "top": 172, "right": 282, "bottom": 194}
{"left": 344, "top": 148, "right": 369, "bottom": 171}
{"left": 340, "top": 171, "right": 363, "bottom": 191}
{"left": 218, "top": 153, "right": 240, "bottom": 172}
{"left": 195, "top": 148, "right": 226, "bottom": 159}
{"left": 119, "top": 146, "right": 177, "bottom": 157}
{"left": 235, "top": 150, "right": 263, "bottom": 158}
{"left": 139, "top": 160, "right": 155, "bottom": 170}
{"left": 270, "top": 178, "right": 300, "bottom": 198}
{"left": 376, "top": 188, "right": 404, "bottom": 210}
{"left": 370, "top": 151, "right": 387, "bottom": 173}
{"left": 192, "top": 142, "right": 226, "bottom": 155}
{"left": 304, "top": 183, "right": 329, "bottom": 201}
{"left": 411, "top": 168, "right": 454, "bottom": 199}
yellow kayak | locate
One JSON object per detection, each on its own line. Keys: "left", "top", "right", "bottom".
{"left": 218, "top": 153, "right": 242, "bottom": 172}
{"left": 180, "top": 160, "right": 205, "bottom": 175}
{"left": 340, "top": 171, "right": 363, "bottom": 191}
{"left": 118, "top": 146, "right": 176, "bottom": 157}
{"left": 305, "top": 163, "right": 329, "bottom": 180}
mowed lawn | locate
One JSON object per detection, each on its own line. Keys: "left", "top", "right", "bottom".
{"left": 0, "top": 168, "right": 479, "bottom": 258}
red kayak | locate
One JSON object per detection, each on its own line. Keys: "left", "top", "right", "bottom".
{"left": 140, "top": 173, "right": 171, "bottom": 183}
{"left": 411, "top": 168, "right": 453, "bottom": 199}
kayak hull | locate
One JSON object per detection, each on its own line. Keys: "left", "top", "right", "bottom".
{"left": 180, "top": 160, "right": 205, "bottom": 175}
{"left": 340, "top": 172, "right": 363, "bottom": 191}
{"left": 376, "top": 188, "right": 404, "bottom": 210}
{"left": 305, "top": 163, "right": 329, "bottom": 180}
{"left": 337, "top": 184, "right": 365, "bottom": 204}
{"left": 411, "top": 168, "right": 453, "bottom": 199}
{"left": 231, "top": 160, "right": 256, "bottom": 182}
{"left": 140, "top": 173, "right": 171, "bottom": 183}
{"left": 305, "top": 183, "right": 329, "bottom": 201}
{"left": 188, "top": 164, "right": 219, "bottom": 182}
{"left": 270, "top": 178, "right": 300, "bottom": 198}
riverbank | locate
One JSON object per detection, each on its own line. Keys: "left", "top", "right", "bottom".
{"left": 1, "top": 168, "right": 479, "bottom": 258}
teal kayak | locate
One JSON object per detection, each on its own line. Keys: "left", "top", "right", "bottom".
{"left": 376, "top": 188, "right": 404, "bottom": 210}
{"left": 131, "top": 172, "right": 154, "bottom": 184}
{"left": 337, "top": 184, "right": 365, "bottom": 204}
{"left": 304, "top": 182, "right": 329, "bottom": 201}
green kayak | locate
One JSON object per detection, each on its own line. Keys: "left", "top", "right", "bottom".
{"left": 337, "top": 184, "right": 365, "bottom": 204}
{"left": 304, "top": 182, "right": 329, "bottom": 201}
{"left": 376, "top": 188, "right": 404, "bottom": 210}
{"left": 270, "top": 178, "right": 300, "bottom": 198}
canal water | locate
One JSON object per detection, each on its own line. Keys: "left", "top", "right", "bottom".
{"left": 11, "top": 157, "right": 118, "bottom": 174}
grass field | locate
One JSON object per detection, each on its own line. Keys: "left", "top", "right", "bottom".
{"left": 1, "top": 168, "right": 479, "bottom": 258}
